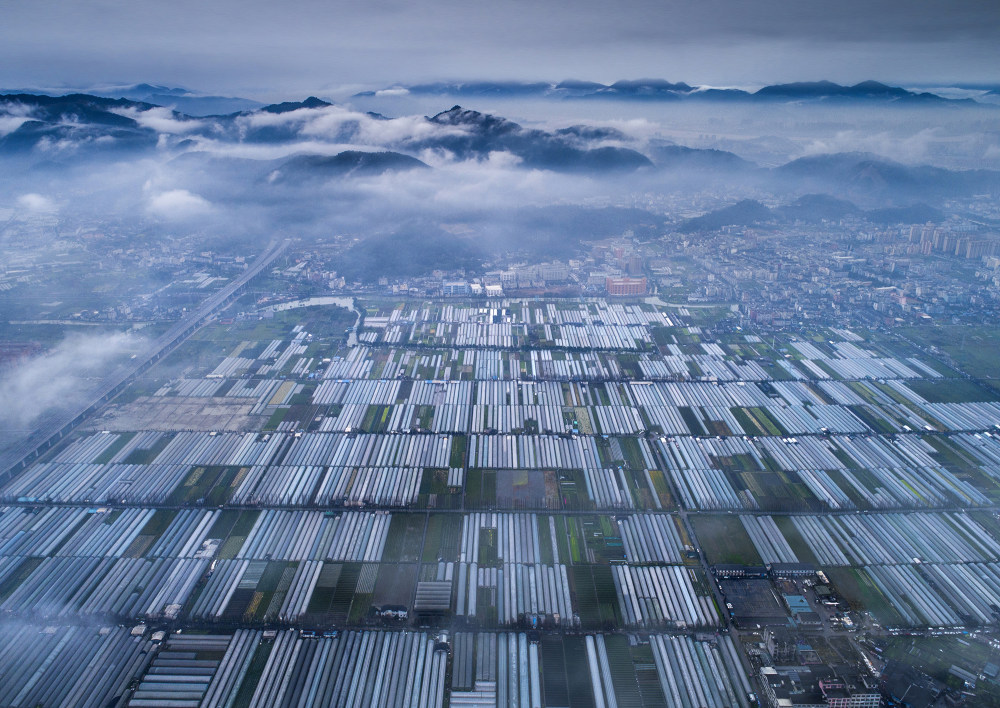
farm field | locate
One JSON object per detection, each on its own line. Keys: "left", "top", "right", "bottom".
{"left": 4, "top": 298, "right": 1000, "bottom": 705}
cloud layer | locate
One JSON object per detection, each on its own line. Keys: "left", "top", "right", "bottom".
{"left": 147, "top": 188, "right": 214, "bottom": 219}
{"left": 0, "top": 332, "right": 140, "bottom": 430}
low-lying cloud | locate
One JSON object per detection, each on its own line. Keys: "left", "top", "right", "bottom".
{"left": 0, "top": 101, "right": 34, "bottom": 136}
{"left": 0, "top": 332, "right": 141, "bottom": 430}
{"left": 147, "top": 188, "right": 214, "bottom": 219}
{"left": 17, "top": 193, "right": 57, "bottom": 213}
{"left": 114, "top": 106, "right": 207, "bottom": 135}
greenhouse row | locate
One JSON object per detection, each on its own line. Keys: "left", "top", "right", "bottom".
{"left": 0, "top": 625, "right": 154, "bottom": 708}
{"left": 0, "top": 623, "right": 759, "bottom": 708}
{"left": 0, "top": 555, "right": 207, "bottom": 619}
{"left": 130, "top": 633, "right": 232, "bottom": 707}
{"left": 10, "top": 431, "right": 1000, "bottom": 513}
{"left": 612, "top": 564, "right": 719, "bottom": 628}
{"left": 454, "top": 561, "right": 574, "bottom": 626}
{"left": 863, "top": 563, "right": 1000, "bottom": 627}
{"left": 235, "top": 510, "right": 391, "bottom": 562}
{"left": 243, "top": 629, "right": 448, "bottom": 708}
{"left": 373, "top": 301, "right": 670, "bottom": 327}
{"left": 649, "top": 634, "right": 752, "bottom": 708}
{"left": 280, "top": 432, "right": 452, "bottom": 469}
{"left": 618, "top": 513, "right": 687, "bottom": 563}
{"left": 788, "top": 512, "right": 1000, "bottom": 566}
{"left": 740, "top": 515, "right": 798, "bottom": 564}
{"left": 460, "top": 513, "right": 549, "bottom": 565}
{"left": 467, "top": 434, "right": 655, "bottom": 471}
{"left": 230, "top": 464, "right": 422, "bottom": 507}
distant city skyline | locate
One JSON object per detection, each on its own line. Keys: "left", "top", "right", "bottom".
{"left": 1, "top": 0, "right": 998, "bottom": 97}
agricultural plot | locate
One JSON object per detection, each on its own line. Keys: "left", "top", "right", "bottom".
{"left": 726, "top": 510, "right": 1000, "bottom": 629}
{"left": 98, "top": 627, "right": 756, "bottom": 708}
{"left": 451, "top": 629, "right": 750, "bottom": 708}
{"left": 361, "top": 300, "right": 672, "bottom": 350}
{"left": 655, "top": 431, "right": 1000, "bottom": 512}
{"left": 612, "top": 564, "right": 720, "bottom": 628}
{"left": 782, "top": 336, "right": 941, "bottom": 381}
{"left": 787, "top": 512, "right": 1000, "bottom": 566}
{"left": 9, "top": 296, "right": 1000, "bottom": 705}
{"left": 691, "top": 515, "right": 763, "bottom": 566}
{"left": 0, "top": 624, "right": 155, "bottom": 708}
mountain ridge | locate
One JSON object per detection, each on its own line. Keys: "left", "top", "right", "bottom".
{"left": 677, "top": 194, "right": 946, "bottom": 233}
{"left": 2, "top": 92, "right": 997, "bottom": 196}
{"left": 355, "top": 79, "right": 991, "bottom": 105}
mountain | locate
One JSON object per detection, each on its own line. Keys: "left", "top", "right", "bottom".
{"left": 360, "top": 80, "right": 698, "bottom": 101}
{"left": 338, "top": 229, "right": 484, "bottom": 281}
{"left": 774, "top": 194, "right": 861, "bottom": 222}
{"left": 88, "top": 84, "right": 263, "bottom": 115}
{"left": 271, "top": 151, "right": 428, "bottom": 182}
{"left": 0, "top": 92, "right": 152, "bottom": 125}
{"left": 429, "top": 105, "right": 521, "bottom": 137}
{"left": 0, "top": 93, "right": 160, "bottom": 154}
{"left": 166, "top": 150, "right": 429, "bottom": 189}
{"left": 555, "top": 125, "right": 630, "bottom": 142}
{"left": 1, "top": 84, "right": 263, "bottom": 116}
{"left": 512, "top": 205, "right": 664, "bottom": 250}
{"left": 3, "top": 91, "right": 995, "bottom": 193}
{"left": 340, "top": 204, "right": 666, "bottom": 280}
{"left": 651, "top": 144, "right": 756, "bottom": 172}
{"left": 678, "top": 199, "right": 774, "bottom": 233}
{"left": 357, "top": 79, "right": 990, "bottom": 105}
{"left": 0, "top": 93, "right": 654, "bottom": 174}
{"left": 689, "top": 88, "right": 754, "bottom": 101}
{"left": 421, "top": 106, "right": 653, "bottom": 172}
{"left": 261, "top": 96, "right": 332, "bottom": 114}
{"left": 95, "top": 83, "right": 189, "bottom": 101}
{"left": 554, "top": 80, "right": 607, "bottom": 92}
{"left": 754, "top": 80, "right": 949, "bottom": 104}
{"left": 677, "top": 194, "right": 945, "bottom": 233}
{"left": 221, "top": 98, "right": 343, "bottom": 144}
{"left": 595, "top": 79, "right": 693, "bottom": 100}
{"left": 144, "top": 94, "right": 263, "bottom": 116}
{"left": 357, "top": 82, "right": 553, "bottom": 98}
{"left": 774, "top": 152, "right": 1000, "bottom": 200}
{"left": 755, "top": 80, "right": 898, "bottom": 99}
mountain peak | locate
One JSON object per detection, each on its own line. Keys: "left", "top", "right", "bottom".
{"left": 555, "top": 79, "right": 606, "bottom": 90}
{"left": 755, "top": 80, "right": 931, "bottom": 102}
{"left": 129, "top": 83, "right": 190, "bottom": 96}
{"left": 609, "top": 78, "right": 692, "bottom": 92}
{"left": 851, "top": 80, "right": 892, "bottom": 90}
{"left": 429, "top": 105, "right": 521, "bottom": 134}
{"left": 755, "top": 80, "right": 845, "bottom": 97}
{"left": 262, "top": 96, "right": 332, "bottom": 113}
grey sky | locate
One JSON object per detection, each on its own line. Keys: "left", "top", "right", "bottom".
{"left": 2, "top": 0, "right": 998, "bottom": 96}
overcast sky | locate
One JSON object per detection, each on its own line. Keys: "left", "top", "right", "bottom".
{"left": 2, "top": 0, "right": 998, "bottom": 96}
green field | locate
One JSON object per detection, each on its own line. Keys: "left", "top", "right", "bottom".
{"left": 906, "top": 378, "right": 998, "bottom": 403}
{"left": 900, "top": 325, "right": 1000, "bottom": 383}
{"left": 691, "top": 514, "right": 761, "bottom": 565}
